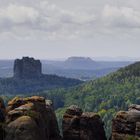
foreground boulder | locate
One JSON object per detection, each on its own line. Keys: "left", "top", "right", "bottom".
{"left": 62, "top": 105, "right": 107, "bottom": 140}
{"left": 0, "top": 97, "right": 6, "bottom": 140}
{"left": 112, "top": 104, "right": 140, "bottom": 140}
{"left": 5, "top": 96, "right": 61, "bottom": 140}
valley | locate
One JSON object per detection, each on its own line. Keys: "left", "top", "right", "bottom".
{"left": 0, "top": 57, "right": 139, "bottom": 139}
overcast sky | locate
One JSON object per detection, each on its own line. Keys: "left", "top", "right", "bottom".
{"left": 0, "top": 0, "right": 140, "bottom": 59}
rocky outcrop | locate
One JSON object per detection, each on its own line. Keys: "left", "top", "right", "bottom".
{"left": 0, "top": 97, "right": 6, "bottom": 140}
{"left": 0, "top": 57, "right": 82, "bottom": 95}
{"left": 5, "top": 97, "right": 140, "bottom": 140}
{"left": 62, "top": 105, "right": 107, "bottom": 140}
{"left": 4, "top": 96, "right": 61, "bottom": 140}
{"left": 0, "top": 97, "right": 5, "bottom": 122}
{"left": 112, "top": 104, "right": 140, "bottom": 140}
{"left": 14, "top": 57, "right": 42, "bottom": 79}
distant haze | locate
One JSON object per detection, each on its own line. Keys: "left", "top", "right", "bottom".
{"left": 0, "top": 57, "right": 132, "bottom": 80}
{"left": 0, "top": 0, "right": 140, "bottom": 59}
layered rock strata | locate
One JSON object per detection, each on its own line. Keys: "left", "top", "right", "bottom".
{"left": 62, "top": 105, "right": 107, "bottom": 140}
{"left": 0, "top": 97, "right": 6, "bottom": 140}
{"left": 112, "top": 104, "right": 140, "bottom": 140}
{"left": 14, "top": 57, "right": 42, "bottom": 79}
{"left": 4, "top": 96, "right": 61, "bottom": 140}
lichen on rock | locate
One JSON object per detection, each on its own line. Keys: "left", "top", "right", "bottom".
{"left": 5, "top": 96, "right": 62, "bottom": 140}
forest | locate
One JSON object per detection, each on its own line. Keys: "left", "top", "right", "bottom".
{"left": 36, "top": 62, "right": 140, "bottom": 138}
{"left": 1, "top": 61, "right": 140, "bottom": 138}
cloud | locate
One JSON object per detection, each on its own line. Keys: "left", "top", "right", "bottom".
{"left": 102, "top": 5, "right": 140, "bottom": 28}
{"left": 0, "top": 0, "right": 140, "bottom": 40}
{"left": 0, "top": 0, "right": 97, "bottom": 40}
{"left": 0, "top": 4, "right": 39, "bottom": 24}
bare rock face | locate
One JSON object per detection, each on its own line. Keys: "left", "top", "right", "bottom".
{"left": 14, "top": 57, "right": 42, "bottom": 79}
{"left": 5, "top": 96, "right": 61, "bottom": 140}
{"left": 0, "top": 97, "right": 6, "bottom": 140}
{"left": 5, "top": 116, "right": 41, "bottom": 140}
{"left": 62, "top": 105, "right": 107, "bottom": 140}
{"left": 0, "top": 97, "right": 6, "bottom": 122}
{"left": 62, "top": 105, "right": 82, "bottom": 140}
{"left": 80, "top": 112, "right": 107, "bottom": 140}
{"left": 112, "top": 104, "right": 140, "bottom": 140}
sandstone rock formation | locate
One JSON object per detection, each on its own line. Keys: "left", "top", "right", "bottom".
{"left": 4, "top": 97, "right": 140, "bottom": 140}
{"left": 4, "top": 96, "right": 61, "bottom": 140}
{"left": 112, "top": 104, "right": 140, "bottom": 140}
{"left": 0, "top": 57, "right": 82, "bottom": 95}
{"left": 62, "top": 105, "right": 107, "bottom": 140}
{"left": 0, "top": 97, "right": 6, "bottom": 140}
{"left": 14, "top": 57, "right": 42, "bottom": 79}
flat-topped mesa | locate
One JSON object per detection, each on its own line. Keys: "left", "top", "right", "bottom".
{"left": 112, "top": 104, "right": 140, "bottom": 140}
{"left": 14, "top": 57, "right": 42, "bottom": 79}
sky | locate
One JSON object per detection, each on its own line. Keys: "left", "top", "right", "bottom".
{"left": 0, "top": 0, "right": 140, "bottom": 59}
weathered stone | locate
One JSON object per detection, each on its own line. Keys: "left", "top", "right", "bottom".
{"left": 136, "top": 122, "right": 140, "bottom": 137}
{"left": 112, "top": 117, "right": 136, "bottom": 135}
{"left": 14, "top": 57, "right": 42, "bottom": 79}
{"left": 112, "top": 104, "right": 140, "bottom": 140}
{"left": 0, "top": 97, "right": 6, "bottom": 140}
{"left": 112, "top": 133, "right": 140, "bottom": 140}
{"left": 62, "top": 105, "right": 107, "bottom": 140}
{"left": 65, "top": 105, "right": 83, "bottom": 116}
{"left": 80, "top": 112, "right": 106, "bottom": 140}
{"left": 0, "top": 97, "right": 6, "bottom": 121}
{"left": 129, "top": 104, "right": 140, "bottom": 112}
{"left": 63, "top": 105, "right": 82, "bottom": 140}
{"left": 5, "top": 96, "right": 62, "bottom": 140}
{"left": 5, "top": 116, "right": 43, "bottom": 140}
{"left": 7, "top": 97, "right": 27, "bottom": 112}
